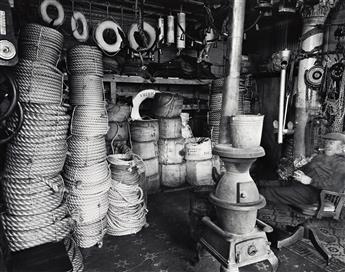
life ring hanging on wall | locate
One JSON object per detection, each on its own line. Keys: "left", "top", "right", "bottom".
{"left": 94, "top": 20, "right": 124, "bottom": 55}
{"left": 128, "top": 22, "right": 157, "bottom": 53}
{"left": 39, "top": 0, "right": 65, "bottom": 27}
{"left": 71, "top": 11, "right": 89, "bottom": 42}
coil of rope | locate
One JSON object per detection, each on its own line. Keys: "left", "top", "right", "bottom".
{"left": 107, "top": 179, "right": 147, "bottom": 236}
{"left": 70, "top": 105, "right": 108, "bottom": 137}
{"left": 68, "top": 45, "right": 103, "bottom": 76}
{"left": 107, "top": 153, "right": 140, "bottom": 185}
{"left": 73, "top": 217, "right": 107, "bottom": 248}
{"left": 64, "top": 237, "right": 84, "bottom": 272}
{"left": 69, "top": 75, "right": 104, "bottom": 106}
{"left": 15, "top": 60, "right": 64, "bottom": 104}
{"left": 66, "top": 190, "right": 109, "bottom": 226}
{"left": 19, "top": 23, "right": 64, "bottom": 66}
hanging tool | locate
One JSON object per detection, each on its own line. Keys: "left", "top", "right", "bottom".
{"left": 176, "top": 6, "right": 186, "bottom": 56}
{"left": 167, "top": 13, "right": 175, "bottom": 45}
{"left": 278, "top": 48, "right": 291, "bottom": 144}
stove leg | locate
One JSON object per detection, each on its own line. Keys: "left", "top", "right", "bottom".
{"left": 267, "top": 251, "right": 279, "bottom": 272}
{"left": 220, "top": 265, "right": 239, "bottom": 272}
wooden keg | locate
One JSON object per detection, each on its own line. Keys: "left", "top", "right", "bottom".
{"left": 106, "top": 121, "right": 129, "bottom": 141}
{"left": 159, "top": 117, "right": 182, "bottom": 139}
{"left": 160, "top": 162, "right": 186, "bottom": 188}
{"left": 130, "top": 119, "right": 159, "bottom": 142}
{"left": 186, "top": 159, "right": 214, "bottom": 186}
{"left": 132, "top": 141, "right": 158, "bottom": 160}
{"left": 185, "top": 137, "right": 212, "bottom": 161}
{"left": 152, "top": 92, "right": 183, "bottom": 118}
{"left": 158, "top": 138, "right": 185, "bottom": 164}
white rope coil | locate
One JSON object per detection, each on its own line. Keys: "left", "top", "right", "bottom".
{"left": 1, "top": 203, "right": 68, "bottom": 232}
{"left": 21, "top": 102, "right": 70, "bottom": 115}
{"left": 73, "top": 217, "right": 107, "bottom": 248}
{"left": 19, "top": 23, "right": 63, "bottom": 66}
{"left": 66, "top": 191, "right": 109, "bottom": 225}
{"left": 63, "top": 161, "right": 110, "bottom": 188}
{"left": 4, "top": 217, "right": 73, "bottom": 252}
{"left": 70, "top": 75, "right": 104, "bottom": 106}
{"left": 66, "top": 136, "right": 107, "bottom": 167}
{"left": 64, "top": 237, "right": 84, "bottom": 272}
{"left": 70, "top": 105, "right": 108, "bottom": 136}
{"left": 15, "top": 59, "right": 64, "bottom": 104}
{"left": 107, "top": 154, "right": 140, "bottom": 185}
{"left": 107, "top": 180, "right": 147, "bottom": 236}
{"left": 68, "top": 45, "right": 103, "bottom": 76}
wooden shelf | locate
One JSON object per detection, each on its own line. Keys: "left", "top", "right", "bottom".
{"left": 103, "top": 74, "right": 212, "bottom": 85}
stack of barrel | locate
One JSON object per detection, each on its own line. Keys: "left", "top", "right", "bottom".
{"left": 152, "top": 93, "right": 186, "bottom": 188}
{"left": 130, "top": 119, "right": 160, "bottom": 193}
{"left": 106, "top": 102, "right": 131, "bottom": 154}
{"left": 1, "top": 24, "right": 73, "bottom": 252}
{"left": 64, "top": 45, "right": 110, "bottom": 248}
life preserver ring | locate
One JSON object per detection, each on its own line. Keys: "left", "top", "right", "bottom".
{"left": 71, "top": 11, "right": 89, "bottom": 42}
{"left": 131, "top": 89, "right": 160, "bottom": 120}
{"left": 94, "top": 20, "right": 123, "bottom": 54}
{"left": 40, "top": 0, "right": 65, "bottom": 27}
{"left": 128, "top": 22, "right": 156, "bottom": 52}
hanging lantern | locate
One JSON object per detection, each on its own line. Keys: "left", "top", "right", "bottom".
{"left": 279, "top": 0, "right": 297, "bottom": 13}
{"left": 256, "top": 0, "right": 273, "bottom": 16}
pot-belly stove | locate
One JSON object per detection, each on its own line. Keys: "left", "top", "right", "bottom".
{"left": 199, "top": 144, "right": 278, "bottom": 272}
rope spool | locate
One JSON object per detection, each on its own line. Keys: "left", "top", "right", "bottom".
{"left": 39, "top": 0, "right": 65, "bottom": 27}
{"left": 66, "top": 136, "right": 107, "bottom": 167}
{"left": 159, "top": 117, "right": 182, "bottom": 139}
{"left": 132, "top": 141, "right": 158, "bottom": 160}
{"left": 107, "top": 153, "right": 140, "bottom": 185}
{"left": 128, "top": 21, "right": 156, "bottom": 52}
{"left": 63, "top": 161, "right": 110, "bottom": 189}
{"left": 5, "top": 216, "right": 73, "bottom": 252}
{"left": 94, "top": 20, "right": 124, "bottom": 54}
{"left": 158, "top": 138, "right": 185, "bottom": 164}
{"left": 185, "top": 137, "right": 212, "bottom": 161}
{"left": 68, "top": 45, "right": 103, "bottom": 76}
{"left": 70, "top": 105, "right": 108, "bottom": 137}
{"left": 107, "top": 180, "right": 147, "bottom": 236}
{"left": 19, "top": 23, "right": 63, "bottom": 66}
{"left": 74, "top": 217, "right": 107, "bottom": 248}
{"left": 70, "top": 75, "right": 104, "bottom": 106}
{"left": 160, "top": 162, "right": 186, "bottom": 188}
{"left": 66, "top": 191, "right": 109, "bottom": 225}
{"left": 130, "top": 119, "right": 159, "bottom": 142}
{"left": 71, "top": 11, "right": 89, "bottom": 42}
{"left": 15, "top": 59, "right": 64, "bottom": 104}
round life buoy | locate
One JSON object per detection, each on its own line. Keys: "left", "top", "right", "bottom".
{"left": 94, "top": 20, "right": 123, "bottom": 54}
{"left": 131, "top": 89, "right": 160, "bottom": 120}
{"left": 71, "top": 11, "right": 89, "bottom": 42}
{"left": 40, "top": 0, "right": 65, "bottom": 27}
{"left": 128, "top": 22, "right": 156, "bottom": 52}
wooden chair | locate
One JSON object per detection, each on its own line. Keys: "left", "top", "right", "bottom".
{"left": 273, "top": 189, "right": 345, "bottom": 265}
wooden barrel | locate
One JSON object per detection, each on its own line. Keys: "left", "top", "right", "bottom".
{"left": 132, "top": 141, "right": 158, "bottom": 160}
{"left": 186, "top": 159, "right": 214, "bottom": 186}
{"left": 130, "top": 119, "right": 159, "bottom": 142}
{"left": 106, "top": 121, "right": 129, "bottom": 141}
{"left": 160, "top": 162, "right": 186, "bottom": 188}
{"left": 159, "top": 117, "right": 182, "bottom": 139}
{"left": 153, "top": 92, "right": 183, "bottom": 118}
{"left": 158, "top": 138, "right": 185, "bottom": 164}
{"left": 185, "top": 137, "right": 212, "bottom": 161}
{"left": 143, "top": 156, "right": 159, "bottom": 177}
{"left": 107, "top": 103, "right": 131, "bottom": 122}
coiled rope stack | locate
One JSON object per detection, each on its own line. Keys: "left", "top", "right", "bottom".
{"left": 1, "top": 23, "right": 74, "bottom": 252}
{"left": 64, "top": 45, "right": 110, "bottom": 248}
{"left": 107, "top": 154, "right": 147, "bottom": 236}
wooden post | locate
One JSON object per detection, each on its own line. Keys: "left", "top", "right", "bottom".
{"left": 219, "top": 0, "right": 246, "bottom": 144}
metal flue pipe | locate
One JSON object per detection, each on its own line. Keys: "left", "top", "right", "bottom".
{"left": 219, "top": 0, "right": 246, "bottom": 144}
